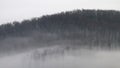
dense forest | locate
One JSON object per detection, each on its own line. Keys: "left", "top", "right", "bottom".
{"left": 0, "top": 9, "right": 120, "bottom": 54}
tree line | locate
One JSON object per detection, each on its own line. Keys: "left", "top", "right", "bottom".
{"left": 0, "top": 9, "right": 120, "bottom": 53}
{"left": 0, "top": 9, "right": 120, "bottom": 38}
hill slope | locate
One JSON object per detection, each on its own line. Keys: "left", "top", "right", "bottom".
{"left": 0, "top": 9, "right": 120, "bottom": 54}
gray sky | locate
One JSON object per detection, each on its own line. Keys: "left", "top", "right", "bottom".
{"left": 0, "top": 0, "right": 120, "bottom": 24}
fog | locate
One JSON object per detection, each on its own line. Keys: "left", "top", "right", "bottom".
{"left": 0, "top": 30, "right": 120, "bottom": 68}
{"left": 1, "top": 0, "right": 120, "bottom": 24}
{"left": 0, "top": 28, "right": 119, "bottom": 68}
{"left": 0, "top": 9, "right": 120, "bottom": 68}
{"left": 0, "top": 45, "right": 120, "bottom": 68}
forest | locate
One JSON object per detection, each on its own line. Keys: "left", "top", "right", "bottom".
{"left": 0, "top": 9, "right": 120, "bottom": 54}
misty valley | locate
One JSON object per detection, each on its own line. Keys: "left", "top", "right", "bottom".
{"left": 0, "top": 45, "right": 120, "bottom": 68}
{"left": 0, "top": 9, "right": 120, "bottom": 68}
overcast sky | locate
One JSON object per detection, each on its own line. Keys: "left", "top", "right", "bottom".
{"left": 0, "top": 0, "right": 120, "bottom": 24}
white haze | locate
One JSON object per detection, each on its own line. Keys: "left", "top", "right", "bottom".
{"left": 0, "top": 0, "right": 120, "bottom": 24}
{"left": 0, "top": 45, "right": 120, "bottom": 68}
{"left": 0, "top": 31, "right": 120, "bottom": 68}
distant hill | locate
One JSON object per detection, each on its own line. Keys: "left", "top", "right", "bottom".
{"left": 0, "top": 9, "right": 120, "bottom": 37}
{"left": 0, "top": 9, "right": 120, "bottom": 54}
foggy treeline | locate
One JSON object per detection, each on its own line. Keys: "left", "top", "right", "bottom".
{"left": 0, "top": 9, "right": 120, "bottom": 54}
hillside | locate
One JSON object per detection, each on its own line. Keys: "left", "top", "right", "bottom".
{"left": 0, "top": 9, "right": 120, "bottom": 54}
